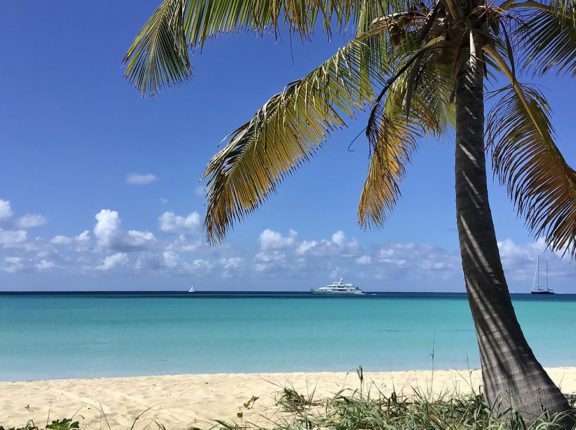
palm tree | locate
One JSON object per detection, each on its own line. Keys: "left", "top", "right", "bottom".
{"left": 124, "top": 0, "right": 576, "bottom": 424}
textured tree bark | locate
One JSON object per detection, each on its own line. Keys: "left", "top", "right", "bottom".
{"left": 454, "top": 41, "right": 573, "bottom": 426}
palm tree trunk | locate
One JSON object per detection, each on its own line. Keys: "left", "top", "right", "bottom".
{"left": 454, "top": 42, "right": 572, "bottom": 425}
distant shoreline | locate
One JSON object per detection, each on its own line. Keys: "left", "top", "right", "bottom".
{"left": 1, "top": 367, "right": 575, "bottom": 428}
{"left": 1, "top": 290, "right": 574, "bottom": 297}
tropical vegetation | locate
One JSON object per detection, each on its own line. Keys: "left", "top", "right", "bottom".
{"left": 2, "top": 384, "right": 574, "bottom": 430}
{"left": 124, "top": 0, "right": 576, "bottom": 426}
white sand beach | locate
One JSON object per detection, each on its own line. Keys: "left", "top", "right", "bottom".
{"left": 1, "top": 367, "right": 575, "bottom": 429}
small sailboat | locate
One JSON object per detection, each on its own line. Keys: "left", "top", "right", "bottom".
{"left": 188, "top": 285, "right": 196, "bottom": 293}
{"left": 531, "top": 256, "right": 555, "bottom": 295}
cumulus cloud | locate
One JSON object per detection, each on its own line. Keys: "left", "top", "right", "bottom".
{"left": 0, "top": 229, "right": 27, "bottom": 248}
{"left": 158, "top": 211, "right": 200, "bottom": 234}
{"left": 355, "top": 255, "right": 372, "bottom": 265}
{"left": 98, "top": 253, "right": 129, "bottom": 271}
{"left": 259, "top": 229, "right": 297, "bottom": 251}
{"left": 0, "top": 200, "right": 46, "bottom": 231}
{"left": 136, "top": 251, "right": 180, "bottom": 271}
{"left": 94, "top": 210, "right": 120, "bottom": 246}
{"left": 50, "top": 235, "right": 72, "bottom": 245}
{"left": 165, "top": 236, "right": 202, "bottom": 252}
{"left": 375, "top": 243, "right": 457, "bottom": 274}
{"left": 495, "top": 237, "right": 568, "bottom": 282}
{"left": 0, "top": 200, "right": 13, "bottom": 221}
{"left": 254, "top": 250, "right": 289, "bottom": 273}
{"left": 332, "top": 231, "right": 346, "bottom": 247}
{"left": 296, "top": 240, "right": 317, "bottom": 255}
{"left": 3, "top": 256, "right": 25, "bottom": 273}
{"left": 295, "top": 231, "right": 359, "bottom": 257}
{"left": 94, "top": 209, "right": 155, "bottom": 252}
{"left": 36, "top": 259, "right": 56, "bottom": 271}
{"left": 184, "top": 259, "right": 214, "bottom": 274}
{"left": 50, "top": 231, "right": 91, "bottom": 252}
{"left": 126, "top": 173, "right": 158, "bottom": 185}
{"left": 221, "top": 257, "right": 243, "bottom": 270}
{"left": 17, "top": 214, "right": 47, "bottom": 229}
{"left": 0, "top": 200, "right": 573, "bottom": 292}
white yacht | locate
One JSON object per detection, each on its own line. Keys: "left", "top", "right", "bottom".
{"left": 311, "top": 279, "right": 365, "bottom": 295}
{"left": 188, "top": 285, "right": 196, "bottom": 293}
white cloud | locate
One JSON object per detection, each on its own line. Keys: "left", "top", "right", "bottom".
{"left": 254, "top": 250, "right": 288, "bottom": 273}
{"left": 259, "top": 229, "right": 297, "bottom": 251}
{"left": 374, "top": 243, "right": 456, "bottom": 274}
{"left": 220, "top": 257, "right": 244, "bottom": 277}
{"left": 0, "top": 229, "right": 27, "bottom": 247}
{"left": 50, "top": 235, "right": 72, "bottom": 245}
{"left": 296, "top": 240, "right": 318, "bottom": 256}
{"left": 221, "top": 257, "right": 243, "bottom": 270}
{"left": 162, "top": 251, "right": 179, "bottom": 269}
{"left": 1, "top": 207, "right": 574, "bottom": 292}
{"left": 77, "top": 230, "right": 90, "bottom": 242}
{"left": 0, "top": 200, "right": 13, "bottom": 221}
{"left": 184, "top": 259, "right": 214, "bottom": 274}
{"left": 495, "top": 238, "right": 571, "bottom": 283}
{"left": 3, "top": 256, "right": 25, "bottom": 273}
{"left": 165, "top": 236, "right": 202, "bottom": 252}
{"left": 17, "top": 214, "right": 47, "bottom": 229}
{"left": 295, "top": 231, "right": 359, "bottom": 258}
{"left": 94, "top": 209, "right": 120, "bottom": 246}
{"left": 94, "top": 209, "right": 155, "bottom": 252}
{"left": 36, "top": 259, "right": 56, "bottom": 271}
{"left": 159, "top": 211, "right": 200, "bottom": 234}
{"left": 127, "top": 230, "right": 155, "bottom": 246}
{"left": 50, "top": 230, "right": 91, "bottom": 252}
{"left": 98, "top": 253, "right": 129, "bottom": 271}
{"left": 0, "top": 201, "right": 46, "bottom": 232}
{"left": 136, "top": 251, "right": 180, "bottom": 271}
{"left": 332, "top": 231, "right": 346, "bottom": 247}
{"left": 126, "top": 173, "right": 158, "bottom": 185}
{"left": 355, "top": 255, "right": 372, "bottom": 265}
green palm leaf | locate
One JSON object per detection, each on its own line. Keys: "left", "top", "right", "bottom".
{"left": 487, "top": 84, "right": 576, "bottom": 255}
{"left": 511, "top": 0, "right": 576, "bottom": 75}
{"left": 203, "top": 33, "right": 389, "bottom": 243}
{"left": 124, "top": 0, "right": 191, "bottom": 96}
{"left": 124, "top": 0, "right": 365, "bottom": 96}
{"left": 359, "top": 53, "right": 455, "bottom": 227}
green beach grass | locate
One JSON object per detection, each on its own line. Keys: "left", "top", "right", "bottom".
{"left": 216, "top": 371, "right": 576, "bottom": 430}
{"left": 2, "top": 393, "right": 573, "bottom": 430}
{"left": 3, "top": 371, "right": 574, "bottom": 430}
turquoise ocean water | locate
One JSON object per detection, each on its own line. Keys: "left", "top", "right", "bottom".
{"left": 0, "top": 292, "right": 574, "bottom": 381}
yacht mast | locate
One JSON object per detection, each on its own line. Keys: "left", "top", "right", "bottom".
{"left": 546, "top": 258, "right": 549, "bottom": 291}
{"left": 537, "top": 256, "right": 540, "bottom": 291}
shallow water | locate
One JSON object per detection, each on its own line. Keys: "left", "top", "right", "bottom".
{"left": 0, "top": 292, "right": 574, "bottom": 380}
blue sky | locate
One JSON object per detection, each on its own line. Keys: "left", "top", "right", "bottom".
{"left": 0, "top": 1, "right": 575, "bottom": 292}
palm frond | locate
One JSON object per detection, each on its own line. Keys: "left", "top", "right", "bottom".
{"left": 125, "top": 0, "right": 367, "bottom": 96}
{"left": 181, "top": 0, "right": 363, "bottom": 43}
{"left": 487, "top": 84, "right": 576, "bottom": 255}
{"left": 124, "top": 0, "right": 191, "bottom": 96}
{"left": 358, "top": 53, "right": 454, "bottom": 227}
{"left": 511, "top": 0, "right": 576, "bottom": 75}
{"left": 203, "top": 33, "right": 391, "bottom": 243}
{"left": 359, "top": 115, "right": 421, "bottom": 227}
